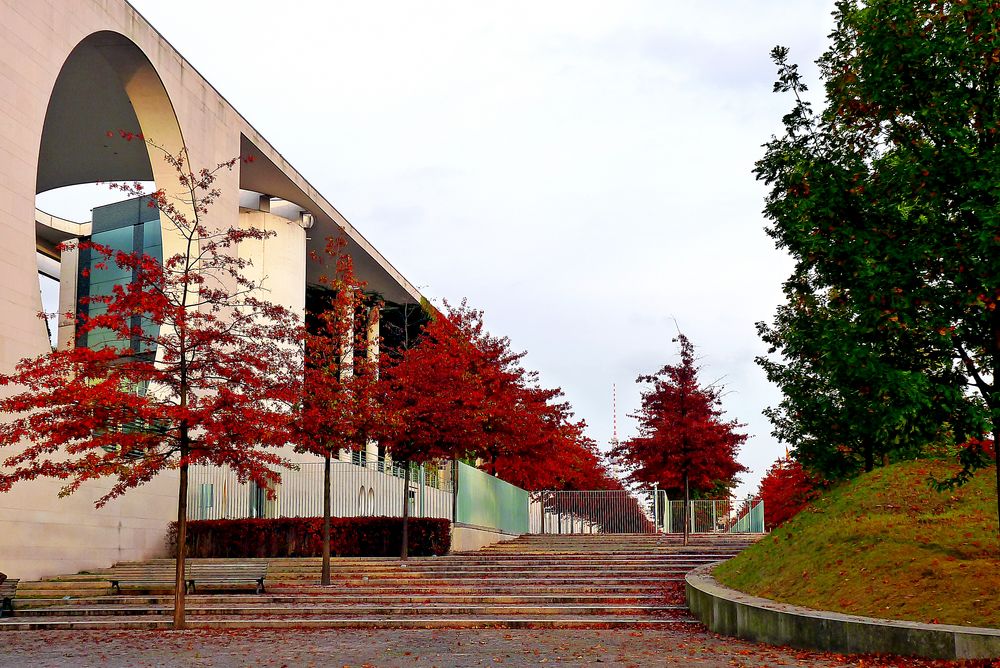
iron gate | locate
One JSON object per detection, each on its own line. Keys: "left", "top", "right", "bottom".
{"left": 529, "top": 489, "right": 765, "bottom": 534}
{"left": 529, "top": 490, "right": 657, "bottom": 534}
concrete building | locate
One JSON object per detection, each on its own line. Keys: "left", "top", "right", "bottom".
{"left": 0, "top": 0, "right": 426, "bottom": 580}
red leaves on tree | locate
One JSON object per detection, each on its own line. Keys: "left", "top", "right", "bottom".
{"left": 295, "top": 236, "right": 381, "bottom": 461}
{"left": 0, "top": 140, "right": 303, "bottom": 628}
{"left": 378, "top": 300, "right": 616, "bottom": 492}
{"left": 611, "top": 333, "right": 748, "bottom": 497}
{"left": 377, "top": 301, "right": 487, "bottom": 466}
{"left": 756, "top": 457, "right": 826, "bottom": 531}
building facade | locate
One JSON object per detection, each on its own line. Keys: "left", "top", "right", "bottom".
{"left": 0, "top": 0, "right": 424, "bottom": 580}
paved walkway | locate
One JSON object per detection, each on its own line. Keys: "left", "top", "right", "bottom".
{"left": 0, "top": 627, "right": 982, "bottom": 667}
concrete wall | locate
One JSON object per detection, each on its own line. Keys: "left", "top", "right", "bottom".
{"left": 451, "top": 523, "right": 520, "bottom": 553}
{"left": 686, "top": 564, "right": 1000, "bottom": 660}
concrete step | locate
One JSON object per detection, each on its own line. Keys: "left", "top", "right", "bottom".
{"left": 264, "top": 570, "right": 696, "bottom": 580}
{"left": 11, "top": 603, "right": 689, "bottom": 618}
{"left": 266, "top": 559, "right": 716, "bottom": 581}
{"left": 0, "top": 614, "right": 702, "bottom": 631}
{"left": 14, "top": 592, "right": 677, "bottom": 609}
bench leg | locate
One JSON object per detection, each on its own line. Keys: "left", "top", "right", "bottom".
{"left": 1, "top": 597, "right": 12, "bottom": 618}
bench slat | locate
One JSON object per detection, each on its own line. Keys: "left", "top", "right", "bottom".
{"left": 109, "top": 569, "right": 265, "bottom": 595}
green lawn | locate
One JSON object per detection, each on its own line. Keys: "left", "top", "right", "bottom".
{"left": 714, "top": 459, "right": 1000, "bottom": 628}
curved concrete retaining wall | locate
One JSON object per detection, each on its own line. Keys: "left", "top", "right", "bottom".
{"left": 686, "top": 563, "right": 1000, "bottom": 660}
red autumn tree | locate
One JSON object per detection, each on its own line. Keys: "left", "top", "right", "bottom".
{"left": 377, "top": 302, "right": 488, "bottom": 558}
{"left": 295, "top": 236, "right": 381, "bottom": 585}
{"left": 442, "top": 302, "right": 609, "bottom": 492}
{"left": 0, "top": 140, "right": 302, "bottom": 628}
{"left": 488, "top": 391, "right": 613, "bottom": 492}
{"left": 756, "top": 457, "right": 825, "bottom": 531}
{"left": 612, "top": 333, "right": 748, "bottom": 544}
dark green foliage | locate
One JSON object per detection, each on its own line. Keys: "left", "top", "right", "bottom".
{"left": 168, "top": 516, "right": 451, "bottom": 558}
{"left": 756, "top": 267, "right": 986, "bottom": 480}
{"left": 756, "top": 5, "right": 1000, "bottom": 494}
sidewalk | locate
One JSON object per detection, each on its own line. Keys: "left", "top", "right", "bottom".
{"left": 0, "top": 627, "right": 908, "bottom": 667}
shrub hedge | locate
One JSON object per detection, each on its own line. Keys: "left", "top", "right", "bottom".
{"left": 168, "top": 516, "right": 451, "bottom": 558}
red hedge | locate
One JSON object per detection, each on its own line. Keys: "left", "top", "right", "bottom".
{"left": 168, "top": 516, "right": 451, "bottom": 558}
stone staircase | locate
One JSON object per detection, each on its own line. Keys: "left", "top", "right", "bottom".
{"left": 0, "top": 533, "right": 758, "bottom": 630}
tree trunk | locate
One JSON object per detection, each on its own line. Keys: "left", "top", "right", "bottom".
{"left": 173, "top": 438, "right": 189, "bottom": 630}
{"left": 993, "top": 420, "right": 1000, "bottom": 536}
{"left": 683, "top": 473, "right": 690, "bottom": 547}
{"left": 863, "top": 441, "right": 874, "bottom": 473}
{"left": 401, "top": 461, "right": 411, "bottom": 560}
{"left": 321, "top": 451, "right": 331, "bottom": 586}
{"left": 451, "top": 459, "right": 459, "bottom": 533}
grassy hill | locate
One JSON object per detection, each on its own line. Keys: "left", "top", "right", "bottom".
{"left": 714, "top": 459, "right": 1000, "bottom": 628}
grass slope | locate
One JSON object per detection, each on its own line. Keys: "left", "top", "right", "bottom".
{"left": 715, "top": 459, "right": 1000, "bottom": 628}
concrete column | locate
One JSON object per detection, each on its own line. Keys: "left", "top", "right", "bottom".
{"left": 365, "top": 304, "right": 380, "bottom": 465}
{"left": 55, "top": 242, "right": 79, "bottom": 350}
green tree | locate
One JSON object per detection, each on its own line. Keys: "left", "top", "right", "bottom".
{"left": 757, "top": 1, "right": 1000, "bottom": 526}
{"left": 757, "top": 267, "right": 984, "bottom": 480}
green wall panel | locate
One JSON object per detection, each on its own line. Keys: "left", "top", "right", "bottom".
{"left": 455, "top": 461, "right": 528, "bottom": 534}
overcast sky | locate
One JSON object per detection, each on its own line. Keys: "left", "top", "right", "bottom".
{"left": 43, "top": 1, "right": 840, "bottom": 497}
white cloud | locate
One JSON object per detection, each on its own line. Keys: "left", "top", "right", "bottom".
{"left": 120, "top": 0, "right": 839, "bottom": 497}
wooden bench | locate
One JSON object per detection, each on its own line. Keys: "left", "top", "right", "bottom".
{"left": 0, "top": 578, "right": 18, "bottom": 617}
{"left": 109, "top": 562, "right": 266, "bottom": 595}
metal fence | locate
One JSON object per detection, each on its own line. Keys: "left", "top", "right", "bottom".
{"left": 657, "top": 496, "right": 765, "bottom": 534}
{"left": 187, "top": 455, "right": 453, "bottom": 521}
{"left": 729, "top": 498, "right": 765, "bottom": 533}
{"left": 529, "top": 490, "right": 658, "bottom": 534}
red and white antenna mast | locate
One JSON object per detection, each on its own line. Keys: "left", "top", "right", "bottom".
{"left": 611, "top": 383, "right": 619, "bottom": 448}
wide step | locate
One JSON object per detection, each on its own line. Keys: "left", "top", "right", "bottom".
{"left": 1, "top": 533, "right": 755, "bottom": 630}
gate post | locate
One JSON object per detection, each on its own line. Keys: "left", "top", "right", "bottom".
{"left": 418, "top": 465, "right": 425, "bottom": 518}
{"left": 539, "top": 492, "right": 545, "bottom": 534}
{"left": 652, "top": 484, "right": 659, "bottom": 533}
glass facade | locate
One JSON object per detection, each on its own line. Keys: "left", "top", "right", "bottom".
{"left": 76, "top": 196, "right": 162, "bottom": 356}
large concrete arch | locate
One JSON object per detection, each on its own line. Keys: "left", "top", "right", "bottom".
{"left": 0, "top": 0, "right": 424, "bottom": 580}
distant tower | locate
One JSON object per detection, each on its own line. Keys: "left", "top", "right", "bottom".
{"left": 610, "top": 383, "right": 619, "bottom": 448}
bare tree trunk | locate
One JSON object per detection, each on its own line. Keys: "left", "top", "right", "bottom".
{"left": 401, "top": 462, "right": 411, "bottom": 560}
{"left": 683, "top": 473, "right": 690, "bottom": 547}
{"left": 451, "top": 459, "right": 459, "bottom": 536}
{"left": 321, "top": 451, "right": 331, "bottom": 586}
{"left": 173, "top": 438, "right": 189, "bottom": 630}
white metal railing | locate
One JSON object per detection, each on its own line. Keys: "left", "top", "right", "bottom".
{"left": 529, "top": 490, "right": 658, "bottom": 534}
{"left": 656, "top": 496, "right": 764, "bottom": 534}
{"left": 187, "top": 456, "right": 453, "bottom": 521}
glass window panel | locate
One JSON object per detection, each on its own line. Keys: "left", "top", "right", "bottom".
{"left": 90, "top": 260, "right": 132, "bottom": 283}
{"left": 142, "top": 221, "right": 162, "bottom": 248}
{"left": 91, "top": 227, "right": 134, "bottom": 253}
{"left": 88, "top": 279, "right": 126, "bottom": 299}
{"left": 141, "top": 245, "right": 162, "bottom": 265}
